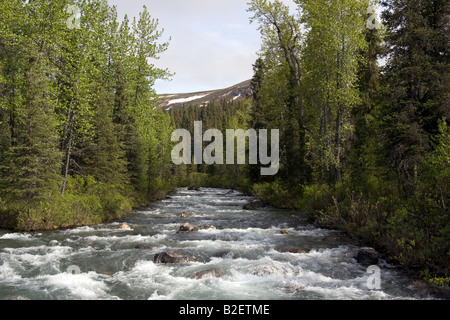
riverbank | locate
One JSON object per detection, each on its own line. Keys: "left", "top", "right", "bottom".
{"left": 0, "top": 177, "right": 177, "bottom": 232}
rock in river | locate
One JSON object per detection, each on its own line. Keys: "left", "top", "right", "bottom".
{"left": 178, "top": 223, "right": 198, "bottom": 232}
{"left": 154, "top": 252, "right": 195, "bottom": 264}
{"left": 243, "top": 200, "right": 265, "bottom": 210}
{"left": 118, "top": 223, "right": 131, "bottom": 230}
{"left": 356, "top": 247, "right": 380, "bottom": 265}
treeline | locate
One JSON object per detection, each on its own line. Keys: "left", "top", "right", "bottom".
{"left": 0, "top": 0, "right": 175, "bottom": 230}
{"left": 242, "top": 0, "right": 449, "bottom": 281}
{"left": 168, "top": 100, "right": 253, "bottom": 188}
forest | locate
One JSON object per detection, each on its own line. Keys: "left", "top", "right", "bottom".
{"left": 0, "top": 0, "right": 449, "bottom": 284}
{"left": 0, "top": 0, "right": 175, "bottom": 231}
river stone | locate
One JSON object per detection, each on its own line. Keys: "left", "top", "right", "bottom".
{"left": 118, "top": 223, "right": 131, "bottom": 230}
{"left": 243, "top": 200, "right": 265, "bottom": 210}
{"left": 153, "top": 252, "right": 194, "bottom": 264}
{"left": 178, "top": 222, "right": 198, "bottom": 232}
{"left": 356, "top": 247, "right": 380, "bottom": 265}
{"left": 180, "top": 212, "right": 192, "bottom": 218}
{"left": 191, "top": 269, "right": 222, "bottom": 279}
{"left": 283, "top": 284, "right": 305, "bottom": 292}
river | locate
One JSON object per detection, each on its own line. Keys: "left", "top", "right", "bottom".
{"left": 0, "top": 188, "right": 436, "bottom": 300}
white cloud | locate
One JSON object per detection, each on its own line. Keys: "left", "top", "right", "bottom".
{"left": 108, "top": 0, "right": 298, "bottom": 94}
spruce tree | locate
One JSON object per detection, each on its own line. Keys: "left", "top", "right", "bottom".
{"left": 2, "top": 42, "right": 62, "bottom": 204}
{"left": 0, "top": 109, "right": 11, "bottom": 199}
{"left": 349, "top": 16, "right": 385, "bottom": 190}
{"left": 249, "top": 58, "right": 267, "bottom": 183}
{"left": 380, "top": 0, "right": 450, "bottom": 181}
{"left": 112, "top": 15, "right": 146, "bottom": 188}
{"left": 84, "top": 82, "right": 128, "bottom": 188}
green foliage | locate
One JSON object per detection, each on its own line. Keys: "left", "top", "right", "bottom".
{"left": 299, "top": 0, "right": 370, "bottom": 184}
{"left": 0, "top": 0, "right": 448, "bottom": 282}
{"left": 244, "top": 0, "right": 449, "bottom": 279}
{"left": 1, "top": 175, "right": 133, "bottom": 231}
{"left": 421, "top": 269, "right": 450, "bottom": 287}
{"left": 147, "top": 178, "right": 177, "bottom": 202}
{"left": 248, "top": 0, "right": 308, "bottom": 185}
{"left": 0, "top": 0, "right": 172, "bottom": 231}
{"left": 380, "top": 0, "right": 450, "bottom": 181}
{"left": 251, "top": 181, "right": 292, "bottom": 208}
{"left": 295, "top": 184, "right": 333, "bottom": 215}
{"left": 169, "top": 99, "right": 253, "bottom": 187}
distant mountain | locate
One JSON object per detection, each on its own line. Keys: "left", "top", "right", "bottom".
{"left": 158, "top": 79, "right": 252, "bottom": 110}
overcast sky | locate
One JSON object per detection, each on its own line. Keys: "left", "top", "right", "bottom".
{"left": 107, "top": 0, "right": 297, "bottom": 94}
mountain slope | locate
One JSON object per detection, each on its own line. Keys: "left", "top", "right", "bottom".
{"left": 158, "top": 79, "right": 252, "bottom": 110}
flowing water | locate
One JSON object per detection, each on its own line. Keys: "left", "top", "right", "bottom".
{"left": 0, "top": 188, "right": 435, "bottom": 300}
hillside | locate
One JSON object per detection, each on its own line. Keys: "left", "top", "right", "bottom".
{"left": 158, "top": 79, "right": 252, "bottom": 110}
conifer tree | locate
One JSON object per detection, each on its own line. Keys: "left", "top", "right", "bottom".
{"left": 2, "top": 42, "right": 62, "bottom": 203}
{"left": 380, "top": 0, "right": 450, "bottom": 182}
{"left": 249, "top": 58, "right": 267, "bottom": 183}
{"left": 112, "top": 15, "right": 146, "bottom": 188}
{"left": 349, "top": 11, "right": 385, "bottom": 190}
{"left": 83, "top": 81, "right": 127, "bottom": 188}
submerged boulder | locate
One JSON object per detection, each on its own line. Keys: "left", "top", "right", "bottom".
{"left": 153, "top": 252, "right": 194, "bottom": 264}
{"left": 191, "top": 269, "right": 222, "bottom": 279}
{"left": 356, "top": 247, "right": 380, "bottom": 265}
{"left": 243, "top": 200, "right": 265, "bottom": 210}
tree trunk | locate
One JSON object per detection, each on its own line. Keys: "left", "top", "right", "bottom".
{"left": 60, "top": 108, "right": 74, "bottom": 197}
